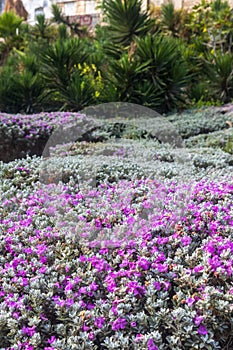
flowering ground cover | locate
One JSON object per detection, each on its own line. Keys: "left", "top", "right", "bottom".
{"left": 0, "top": 104, "right": 233, "bottom": 349}
{"left": 0, "top": 112, "right": 97, "bottom": 163}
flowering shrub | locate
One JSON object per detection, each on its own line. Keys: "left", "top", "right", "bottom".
{"left": 77, "top": 63, "right": 103, "bottom": 100}
{"left": 0, "top": 157, "right": 233, "bottom": 349}
{"left": 0, "top": 105, "right": 233, "bottom": 349}
{"left": 1, "top": 103, "right": 233, "bottom": 163}
{"left": 0, "top": 111, "right": 97, "bottom": 162}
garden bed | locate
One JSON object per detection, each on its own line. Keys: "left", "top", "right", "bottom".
{"left": 0, "top": 105, "right": 233, "bottom": 349}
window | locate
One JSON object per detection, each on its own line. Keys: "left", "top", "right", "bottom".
{"left": 86, "top": 0, "right": 96, "bottom": 13}
{"left": 63, "top": 1, "right": 76, "bottom": 16}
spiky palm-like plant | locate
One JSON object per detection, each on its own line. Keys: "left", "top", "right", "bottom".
{"left": 39, "top": 38, "right": 103, "bottom": 110}
{"left": 160, "top": 0, "right": 182, "bottom": 37}
{"left": 0, "top": 11, "right": 23, "bottom": 38}
{"left": 103, "top": 34, "right": 192, "bottom": 112}
{"left": 0, "top": 11, "right": 24, "bottom": 64}
{"left": 39, "top": 38, "right": 87, "bottom": 94}
{"left": 51, "top": 4, "right": 89, "bottom": 38}
{"left": 204, "top": 51, "right": 233, "bottom": 103}
{"left": 101, "top": 0, "right": 154, "bottom": 47}
{"left": 0, "top": 52, "right": 45, "bottom": 113}
{"left": 135, "top": 34, "right": 192, "bottom": 111}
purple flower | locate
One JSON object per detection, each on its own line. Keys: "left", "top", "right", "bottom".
{"left": 47, "top": 336, "right": 56, "bottom": 344}
{"left": 193, "top": 265, "right": 204, "bottom": 273}
{"left": 36, "top": 244, "right": 47, "bottom": 254}
{"left": 157, "top": 237, "right": 169, "bottom": 244}
{"left": 94, "top": 316, "right": 105, "bottom": 328}
{"left": 86, "top": 303, "right": 95, "bottom": 310}
{"left": 89, "top": 281, "right": 99, "bottom": 291}
{"left": 186, "top": 297, "right": 195, "bottom": 306}
{"left": 208, "top": 256, "right": 222, "bottom": 270}
{"left": 153, "top": 282, "right": 161, "bottom": 290}
{"left": 65, "top": 282, "right": 74, "bottom": 291}
{"left": 12, "top": 312, "right": 20, "bottom": 319}
{"left": 82, "top": 323, "right": 90, "bottom": 331}
{"left": 138, "top": 258, "right": 151, "bottom": 270}
{"left": 111, "top": 306, "right": 118, "bottom": 316}
{"left": 22, "top": 326, "right": 36, "bottom": 337}
{"left": 88, "top": 332, "right": 95, "bottom": 340}
{"left": 127, "top": 281, "right": 146, "bottom": 297}
{"left": 194, "top": 315, "right": 204, "bottom": 326}
{"left": 163, "top": 281, "right": 171, "bottom": 291}
{"left": 156, "top": 263, "right": 168, "bottom": 273}
{"left": 78, "top": 287, "right": 87, "bottom": 294}
{"left": 181, "top": 236, "right": 192, "bottom": 246}
{"left": 39, "top": 266, "right": 46, "bottom": 274}
{"left": 95, "top": 218, "right": 102, "bottom": 228}
{"left": 66, "top": 298, "right": 74, "bottom": 307}
{"left": 198, "top": 324, "right": 208, "bottom": 335}
{"left": 147, "top": 339, "right": 158, "bottom": 350}
{"left": 24, "top": 346, "right": 34, "bottom": 350}
{"left": 21, "top": 278, "right": 28, "bottom": 286}
{"left": 40, "top": 313, "right": 48, "bottom": 321}
{"left": 105, "top": 276, "right": 117, "bottom": 292}
{"left": 111, "top": 318, "right": 128, "bottom": 330}
{"left": 135, "top": 334, "right": 144, "bottom": 342}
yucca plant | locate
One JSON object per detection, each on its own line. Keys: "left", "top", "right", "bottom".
{"left": 30, "top": 14, "right": 57, "bottom": 41}
{"left": 102, "top": 34, "right": 192, "bottom": 112}
{"left": 39, "top": 38, "right": 88, "bottom": 93}
{"left": 51, "top": 4, "right": 89, "bottom": 38}
{"left": 13, "top": 70, "right": 45, "bottom": 113}
{"left": 0, "top": 11, "right": 23, "bottom": 38}
{"left": 134, "top": 34, "right": 192, "bottom": 111}
{"left": 105, "top": 53, "right": 141, "bottom": 101}
{"left": 57, "top": 67, "right": 99, "bottom": 110}
{"left": 0, "top": 53, "right": 45, "bottom": 113}
{"left": 57, "top": 24, "right": 68, "bottom": 41}
{"left": 39, "top": 39, "right": 103, "bottom": 110}
{"left": 188, "top": 81, "right": 210, "bottom": 103}
{"left": 160, "top": 0, "right": 182, "bottom": 37}
{"left": 101, "top": 0, "right": 155, "bottom": 48}
{"left": 0, "top": 65, "right": 20, "bottom": 113}
{"left": 0, "top": 11, "right": 24, "bottom": 64}
{"left": 204, "top": 51, "right": 233, "bottom": 102}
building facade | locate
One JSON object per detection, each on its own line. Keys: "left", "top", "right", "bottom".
{"left": 0, "top": 0, "right": 160, "bottom": 24}
{"left": 2, "top": 0, "right": 233, "bottom": 25}
{"left": 0, "top": 0, "right": 101, "bottom": 24}
{"left": 0, "top": 0, "right": 5, "bottom": 13}
{"left": 55, "top": 0, "right": 101, "bottom": 28}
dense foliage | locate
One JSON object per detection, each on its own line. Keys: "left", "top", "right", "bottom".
{"left": 1, "top": 0, "right": 233, "bottom": 113}
{"left": 0, "top": 104, "right": 233, "bottom": 349}
{"left": 1, "top": 1, "right": 233, "bottom": 349}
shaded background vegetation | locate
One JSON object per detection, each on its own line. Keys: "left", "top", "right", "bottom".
{"left": 1, "top": 0, "right": 233, "bottom": 113}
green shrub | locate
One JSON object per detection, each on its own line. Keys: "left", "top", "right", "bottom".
{"left": 204, "top": 51, "right": 233, "bottom": 103}
{"left": 0, "top": 53, "right": 45, "bottom": 113}
{"left": 39, "top": 38, "right": 104, "bottom": 110}
{"left": 101, "top": 0, "right": 154, "bottom": 47}
{"left": 134, "top": 34, "right": 192, "bottom": 112}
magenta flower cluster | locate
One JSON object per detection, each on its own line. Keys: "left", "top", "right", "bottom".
{"left": 0, "top": 169, "right": 233, "bottom": 349}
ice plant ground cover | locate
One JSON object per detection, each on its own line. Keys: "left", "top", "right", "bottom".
{"left": 0, "top": 104, "right": 233, "bottom": 349}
